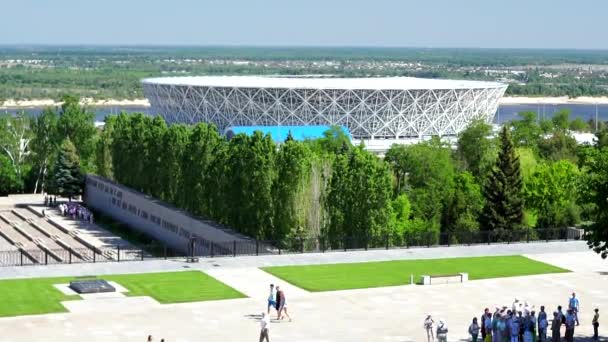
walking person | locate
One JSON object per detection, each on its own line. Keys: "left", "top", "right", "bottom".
{"left": 469, "top": 317, "right": 481, "bottom": 342}
{"left": 259, "top": 312, "right": 270, "bottom": 342}
{"left": 424, "top": 314, "right": 435, "bottom": 342}
{"left": 436, "top": 319, "right": 448, "bottom": 342}
{"left": 592, "top": 308, "right": 599, "bottom": 341}
{"left": 274, "top": 286, "right": 282, "bottom": 320}
{"left": 267, "top": 284, "right": 276, "bottom": 315}
{"left": 568, "top": 292, "right": 580, "bottom": 326}
{"left": 277, "top": 287, "right": 291, "bottom": 322}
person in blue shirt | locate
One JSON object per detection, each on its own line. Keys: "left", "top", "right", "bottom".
{"left": 568, "top": 292, "right": 580, "bottom": 326}
{"left": 565, "top": 309, "right": 576, "bottom": 342}
{"left": 510, "top": 312, "right": 520, "bottom": 342}
{"left": 538, "top": 305, "right": 548, "bottom": 342}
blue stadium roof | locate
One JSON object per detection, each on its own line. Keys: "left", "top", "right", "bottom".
{"left": 224, "top": 125, "right": 351, "bottom": 143}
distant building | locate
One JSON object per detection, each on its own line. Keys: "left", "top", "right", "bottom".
{"left": 142, "top": 76, "right": 507, "bottom": 152}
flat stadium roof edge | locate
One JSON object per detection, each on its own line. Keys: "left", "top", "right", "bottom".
{"left": 142, "top": 76, "right": 507, "bottom": 91}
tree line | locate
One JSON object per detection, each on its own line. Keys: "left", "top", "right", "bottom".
{"left": 0, "top": 98, "right": 607, "bottom": 256}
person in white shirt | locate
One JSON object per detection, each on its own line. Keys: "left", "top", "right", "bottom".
{"left": 259, "top": 312, "right": 270, "bottom": 342}
{"left": 424, "top": 315, "right": 435, "bottom": 342}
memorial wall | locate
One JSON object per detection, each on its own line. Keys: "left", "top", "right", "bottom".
{"left": 84, "top": 174, "right": 250, "bottom": 254}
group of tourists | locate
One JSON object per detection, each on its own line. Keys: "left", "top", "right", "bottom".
{"left": 260, "top": 283, "right": 293, "bottom": 341}
{"left": 467, "top": 293, "right": 598, "bottom": 342}
{"left": 424, "top": 292, "right": 600, "bottom": 342}
{"left": 58, "top": 202, "right": 94, "bottom": 224}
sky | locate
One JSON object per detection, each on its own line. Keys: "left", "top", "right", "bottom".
{"left": 1, "top": 0, "right": 607, "bottom": 49}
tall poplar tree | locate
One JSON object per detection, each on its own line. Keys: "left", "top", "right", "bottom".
{"left": 480, "top": 126, "right": 524, "bottom": 236}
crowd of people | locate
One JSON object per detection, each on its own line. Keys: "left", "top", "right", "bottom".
{"left": 260, "top": 283, "right": 293, "bottom": 341}
{"left": 424, "top": 292, "right": 600, "bottom": 342}
{"left": 57, "top": 202, "right": 94, "bottom": 224}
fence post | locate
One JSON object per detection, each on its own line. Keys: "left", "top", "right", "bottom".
{"left": 45, "top": 250, "right": 48, "bottom": 265}
{"left": 93, "top": 250, "right": 96, "bottom": 263}
{"left": 320, "top": 237, "right": 325, "bottom": 253}
{"left": 526, "top": 230, "right": 530, "bottom": 243}
{"left": 141, "top": 248, "right": 144, "bottom": 261}
{"left": 300, "top": 237, "right": 304, "bottom": 253}
{"left": 233, "top": 240, "right": 237, "bottom": 257}
{"left": 117, "top": 245, "right": 121, "bottom": 262}
{"left": 447, "top": 233, "right": 451, "bottom": 247}
{"left": 385, "top": 234, "right": 389, "bottom": 250}
{"left": 344, "top": 237, "right": 347, "bottom": 252}
{"left": 20, "top": 249, "right": 23, "bottom": 266}
{"left": 69, "top": 249, "right": 72, "bottom": 264}
{"left": 565, "top": 228, "right": 568, "bottom": 241}
{"left": 164, "top": 245, "right": 167, "bottom": 260}
{"left": 256, "top": 240, "right": 259, "bottom": 256}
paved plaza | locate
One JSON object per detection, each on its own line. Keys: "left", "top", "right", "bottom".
{"left": 0, "top": 242, "right": 606, "bottom": 341}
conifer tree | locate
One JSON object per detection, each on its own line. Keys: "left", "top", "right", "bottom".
{"left": 480, "top": 126, "right": 524, "bottom": 236}
{"left": 52, "top": 138, "right": 83, "bottom": 201}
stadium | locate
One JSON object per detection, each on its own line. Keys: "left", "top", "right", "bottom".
{"left": 142, "top": 76, "right": 507, "bottom": 144}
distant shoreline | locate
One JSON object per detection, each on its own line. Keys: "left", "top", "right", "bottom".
{"left": 0, "top": 98, "right": 150, "bottom": 109}
{"left": 500, "top": 96, "right": 608, "bottom": 105}
{"left": 2, "top": 96, "right": 608, "bottom": 109}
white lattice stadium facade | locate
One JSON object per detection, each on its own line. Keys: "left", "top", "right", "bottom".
{"left": 142, "top": 76, "right": 507, "bottom": 140}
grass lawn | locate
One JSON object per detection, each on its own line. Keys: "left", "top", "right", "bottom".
{"left": 0, "top": 270, "right": 245, "bottom": 317}
{"left": 262, "top": 255, "right": 569, "bottom": 292}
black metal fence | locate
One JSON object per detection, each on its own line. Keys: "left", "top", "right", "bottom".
{"left": 0, "top": 227, "right": 584, "bottom": 267}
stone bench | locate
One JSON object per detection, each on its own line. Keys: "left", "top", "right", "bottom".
{"left": 421, "top": 273, "right": 468, "bottom": 285}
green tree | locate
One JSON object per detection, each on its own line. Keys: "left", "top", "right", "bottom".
{"left": 30, "top": 108, "right": 59, "bottom": 193}
{"left": 180, "top": 123, "right": 224, "bottom": 217}
{"left": 51, "top": 139, "right": 83, "bottom": 200}
{"left": 0, "top": 111, "right": 32, "bottom": 181}
{"left": 325, "top": 147, "right": 393, "bottom": 247}
{"left": 143, "top": 116, "right": 167, "bottom": 198}
{"left": 539, "top": 131, "right": 578, "bottom": 162}
{"left": 511, "top": 111, "right": 541, "bottom": 149}
{"left": 456, "top": 119, "right": 496, "bottom": 180}
{"left": 389, "top": 193, "right": 411, "bottom": 245}
{"left": 551, "top": 109, "right": 571, "bottom": 132}
{"left": 0, "top": 154, "right": 22, "bottom": 195}
{"left": 158, "top": 124, "right": 189, "bottom": 204}
{"left": 273, "top": 140, "right": 313, "bottom": 242}
{"left": 386, "top": 139, "right": 455, "bottom": 226}
{"left": 581, "top": 148, "right": 608, "bottom": 258}
{"left": 56, "top": 95, "right": 97, "bottom": 170}
{"left": 442, "top": 171, "right": 483, "bottom": 242}
{"left": 94, "top": 115, "right": 115, "bottom": 179}
{"left": 569, "top": 117, "right": 589, "bottom": 132}
{"left": 480, "top": 126, "right": 524, "bottom": 237}
{"left": 224, "top": 132, "right": 276, "bottom": 239}
{"left": 523, "top": 160, "right": 581, "bottom": 228}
